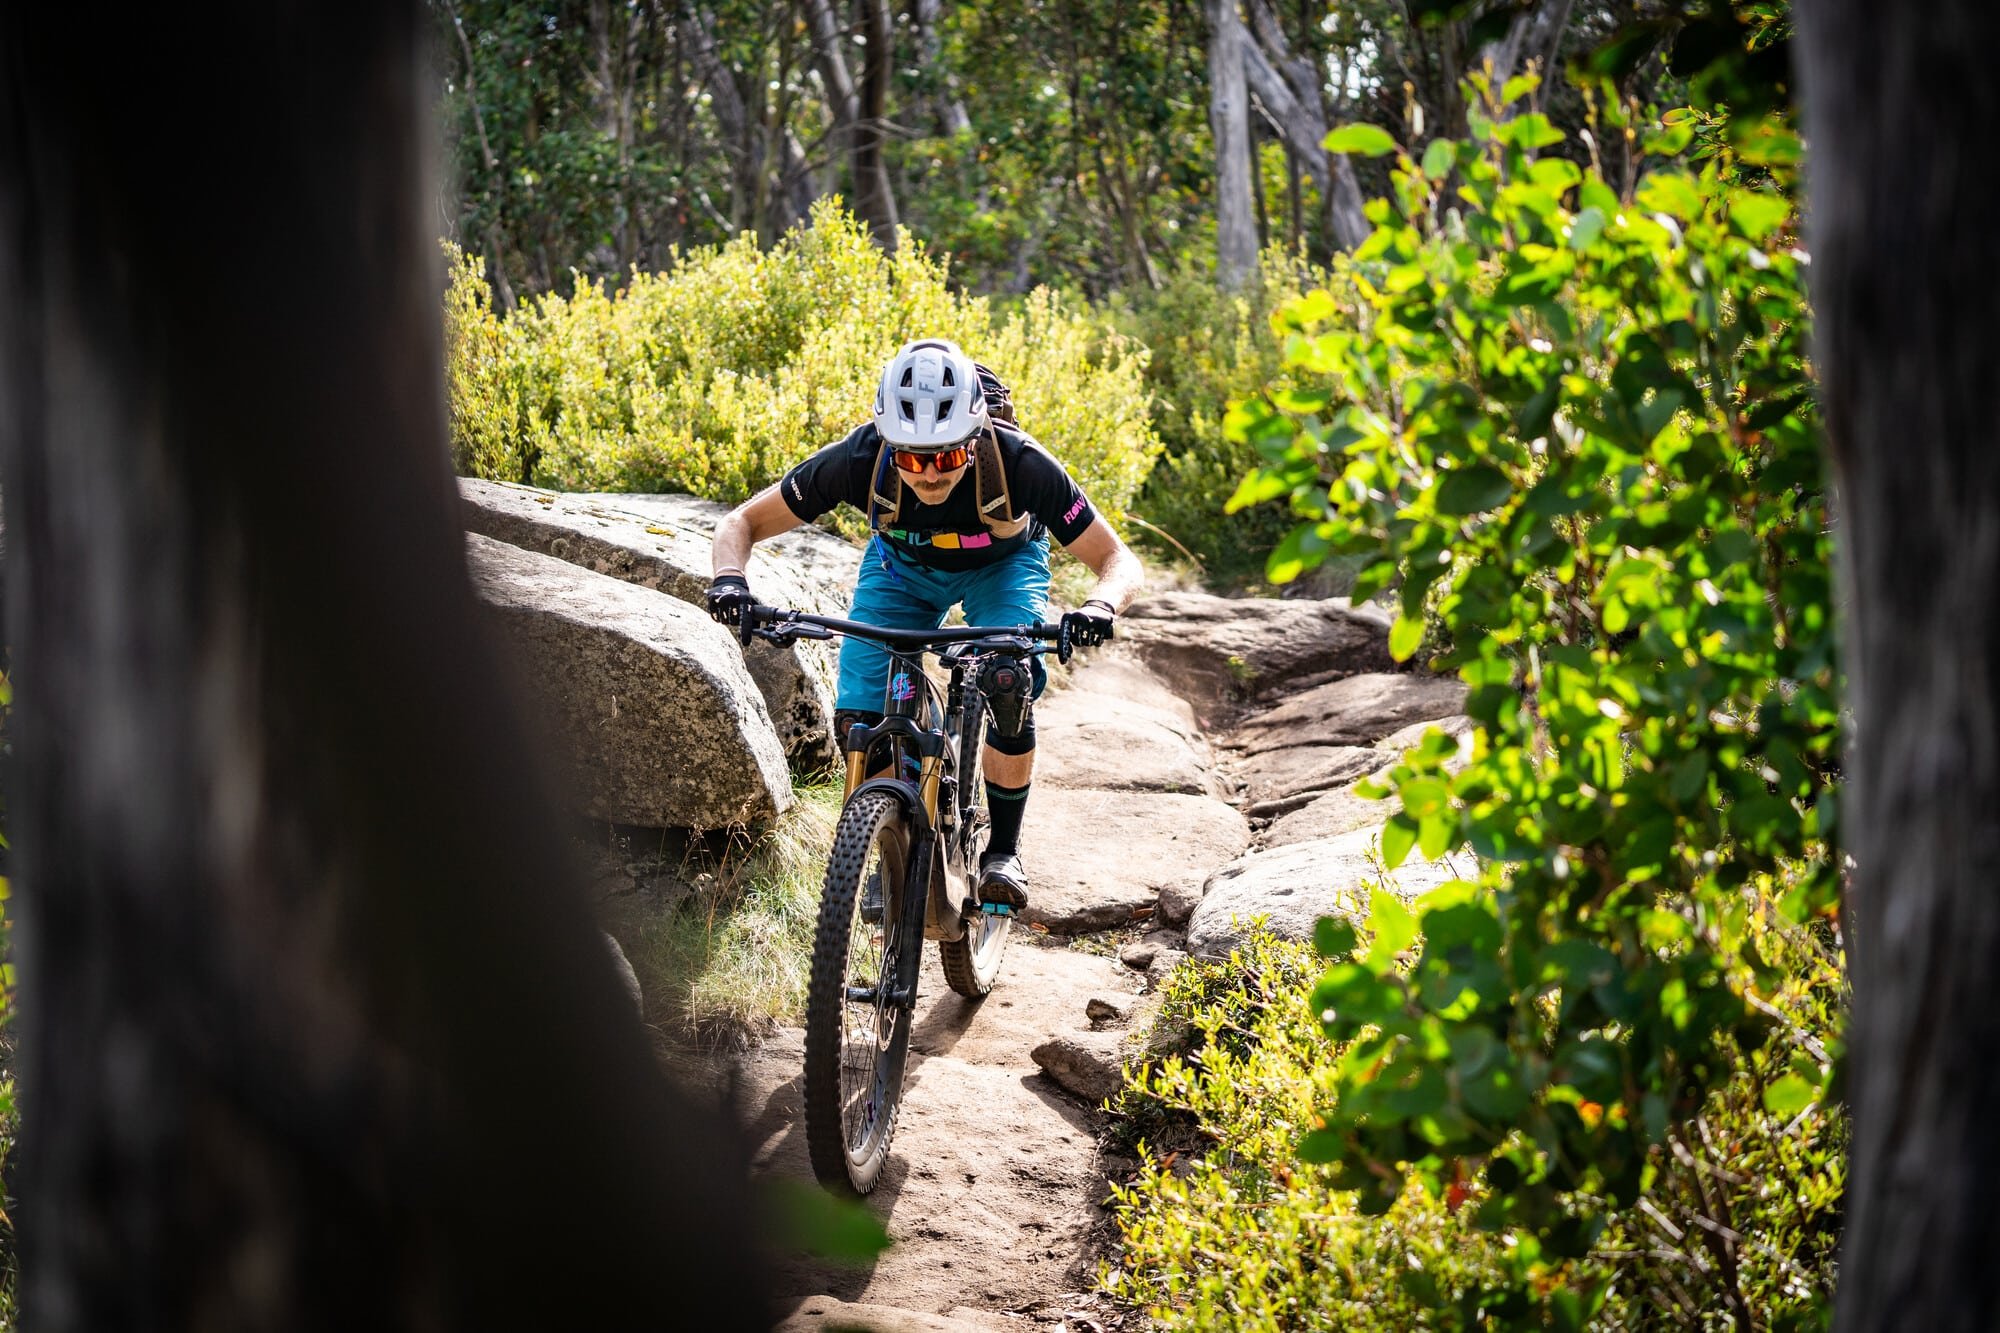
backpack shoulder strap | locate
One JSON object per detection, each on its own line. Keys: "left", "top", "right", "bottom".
{"left": 973, "top": 426, "right": 1031, "bottom": 539}
{"left": 866, "top": 437, "right": 901, "bottom": 530}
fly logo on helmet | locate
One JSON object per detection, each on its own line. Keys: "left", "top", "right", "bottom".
{"left": 865, "top": 338, "right": 1037, "bottom": 541}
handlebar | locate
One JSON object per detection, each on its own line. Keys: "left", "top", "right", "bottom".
{"left": 738, "top": 604, "right": 1073, "bottom": 664}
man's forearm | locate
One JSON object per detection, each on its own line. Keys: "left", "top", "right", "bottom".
{"left": 1086, "top": 545, "right": 1145, "bottom": 613}
{"left": 711, "top": 510, "right": 754, "bottom": 577}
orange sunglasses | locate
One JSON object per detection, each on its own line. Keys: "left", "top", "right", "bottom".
{"left": 891, "top": 444, "right": 971, "bottom": 475}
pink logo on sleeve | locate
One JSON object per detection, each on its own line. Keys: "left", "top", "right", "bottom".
{"left": 1062, "top": 496, "right": 1087, "bottom": 524}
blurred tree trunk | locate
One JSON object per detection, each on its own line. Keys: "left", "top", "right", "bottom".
{"left": 0, "top": 4, "right": 768, "bottom": 1327}
{"left": 1206, "top": 0, "right": 1258, "bottom": 288}
{"left": 803, "top": 0, "right": 899, "bottom": 250}
{"left": 912, "top": 0, "right": 972, "bottom": 136}
{"left": 1239, "top": 0, "right": 1368, "bottom": 251}
{"left": 1798, "top": 2, "right": 2000, "bottom": 1328}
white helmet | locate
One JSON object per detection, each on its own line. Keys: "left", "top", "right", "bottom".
{"left": 872, "top": 339, "right": 989, "bottom": 450}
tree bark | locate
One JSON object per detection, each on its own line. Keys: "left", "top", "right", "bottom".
{"left": 1239, "top": 0, "right": 1369, "bottom": 251}
{"left": 912, "top": 0, "right": 972, "bottom": 136}
{"left": 803, "top": 0, "right": 898, "bottom": 250}
{"left": 1797, "top": 3, "right": 2000, "bottom": 1328}
{"left": 0, "top": 5, "right": 768, "bottom": 1326}
{"left": 1205, "top": 0, "right": 1258, "bottom": 288}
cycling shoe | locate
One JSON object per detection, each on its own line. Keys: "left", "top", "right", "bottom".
{"left": 977, "top": 851, "right": 1029, "bottom": 910}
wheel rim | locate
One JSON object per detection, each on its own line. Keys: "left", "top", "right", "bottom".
{"left": 839, "top": 828, "right": 904, "bottom": 1168}
{"left": 967, "top": 909, "right": 1011, "bottom": 979}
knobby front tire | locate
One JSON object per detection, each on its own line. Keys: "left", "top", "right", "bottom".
{"left": 803, "top": 791, "right": 915, "bottom": 1195}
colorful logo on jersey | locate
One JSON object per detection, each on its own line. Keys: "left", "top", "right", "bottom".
{"left": 884, "top": 526, "right": 993, "bottom": 549}
{"left": 1063, "top": 496, "right": 1087, "bottom": 524}
{"left": 889, "top": 671, "right": 918, "bottom": 703}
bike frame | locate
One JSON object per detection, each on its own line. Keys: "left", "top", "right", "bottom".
{"left": 743, "top": 608, "right": 1064, "bottom": 945}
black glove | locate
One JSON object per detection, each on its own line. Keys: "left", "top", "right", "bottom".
{"left": 1062, "top": 598, "right": 1116, "bottom": 648}
{"left": 705, "top": 574, "right": 753, "bottom": 626}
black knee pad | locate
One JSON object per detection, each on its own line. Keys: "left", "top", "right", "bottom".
{"left": 984, "top": 706, "right": 1036, "bottom": 755}
{"left": 833, "top": 708, "right": 883, "bottom": 751}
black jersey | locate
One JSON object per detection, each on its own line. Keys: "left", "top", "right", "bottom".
{"left": 779, "top": 422, "right": 1099, "bottom": 572}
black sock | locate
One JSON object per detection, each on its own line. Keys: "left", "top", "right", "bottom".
{"left": 985, "top": 781, "right": 1030, "bottom": 856}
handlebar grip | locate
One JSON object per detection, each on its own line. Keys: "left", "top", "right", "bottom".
{"left": 738, "top": 601, "right": 768, "bottom": 647}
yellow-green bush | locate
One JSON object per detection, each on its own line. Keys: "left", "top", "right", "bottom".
{"left": 1110, "top": 246, "right": 1338, "bottom": 583}
{"left": 444, "top": 202, "right": 1160, "bottom": 526}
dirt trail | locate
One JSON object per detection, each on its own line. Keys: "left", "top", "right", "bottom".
{"left": 717, "top": 647, "right": 1249, "bottom": 1333}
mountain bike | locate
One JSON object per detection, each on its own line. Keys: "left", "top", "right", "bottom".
{"left": 739, "top": 603, "right": 1073, "bottom": 1195}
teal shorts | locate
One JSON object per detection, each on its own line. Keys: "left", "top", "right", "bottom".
{"left": 836, "top": 535, "right": 1052, "bottom": 713}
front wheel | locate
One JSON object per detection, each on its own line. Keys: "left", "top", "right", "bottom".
{"left": 804, "top": 791, "right": 915, "bottom": 1195}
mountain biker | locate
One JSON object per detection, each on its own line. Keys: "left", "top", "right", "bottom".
{"left": 705, "top": 338, "right": 1144, "bottom": 911}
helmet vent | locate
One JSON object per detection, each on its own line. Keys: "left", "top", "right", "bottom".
{"left": 900, "top": 367, "right": 914, "bottom": 388}
{"left": 941, "top": 365, "right": 956, "bottom": 388}
{"left": 899, "top": 398, "right": 916, "bottom": 422}
{"left": 938, "top": 400, "right": 953, "bottom": 422}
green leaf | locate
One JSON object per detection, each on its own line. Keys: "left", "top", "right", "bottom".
{"left": 1635, "top": 171, "right": 1703, "bottom": 221}
{"left": 1418, "top": 811, "right": 1456, "bottom": 860}
{"left": 1421, "top": 137, "right": 1455, "bottom": 180}
{"left": 1265, "top": 523, "right": 1322, "bottom": 584}
{"left": 1503, "top": 113, "right": 1565, "bottom": 149}
{"left": 1435, "top": 463, "right": 1513, "bottom": 515}
{"left": 1729, "top": 189, "right": 1791, "bottom": 241}
{"left": 1324, "top": 123, "right": 1398, "bottom": 156}
{"left": 1763, "top": 1072, "right": 1816, "bottom": 1119}
{"left": 1567, "top": 206, "right": 1605, "bottom": 251}
{"left": 1315, "top": 917, "right": 1358, "bottom": 959}
{"left": 1297, "top": 1128, "right": 1344, "bottom": 1162}
{"left": 767, "top": 1178, "right": 891, "bottom": 1263}
{"left": 1399, "top": 776, "right": 1451, "bottom": 820}
{"left": 1381, "top": 814, "right": 1418, "bottom": 871}
{"left": 1367, "top": 886, "right": 1419, "bottom": 964}
{"left": 1388, "top": 615, "right": 1425, "bottom": 662}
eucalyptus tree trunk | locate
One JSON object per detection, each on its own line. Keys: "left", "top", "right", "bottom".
{"left": 1797, "top": 3, "right": 2000, "bottom": 1328}
{"left": 1205, "top": 0, "right": 1258, "bottom": 288}
{"left": 804, "top": 0, "right": 899, "bottom": 250}
{"left": 1238, "top": 0, "right": 1368, "bottom": 252}
{"left": 0, "top": 5, "right": 766, "bottom": 1327}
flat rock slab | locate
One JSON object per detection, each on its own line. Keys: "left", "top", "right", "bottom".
{"left": 726, "top": 943, "right": 1137, "bottom": 1323}
{"left": 777, "top": 1300, "right": 1020, "bottom": 1333}
{"left": 463, "top": 478, "right": 860, "bottom": 767}
{"left": 1187, "top": 826, "right": 1472, "bottom": 959}
{"left": 467, "top": 534, "right": 793, "bottom": 827}
{"left": 1118, "top": 591, "right": 1394, "bottom": 724}
{"left": 1057, "top": 650, "right": 1203, "bottom": 728}
{"left": 1237, "top": 744, "right": 1393, "bottom": 810}
{"left": 1020, "top": 791, "right": 1250, "bottom": 934}
{"left": 1262, "top": 782, "right": 1396, "bottom": 847}
{"left": 581, "top": 490, "right": 867, "bottom": 594}
{"left": 1033, "top": 702, "right": 1219, "bottom": 797}
{"left": 1231, "top": 672, "right": 1468, "bottom": 756}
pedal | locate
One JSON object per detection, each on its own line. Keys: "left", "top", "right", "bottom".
{"left": 979, "top": 902, "right": 1014, "bottom": 917}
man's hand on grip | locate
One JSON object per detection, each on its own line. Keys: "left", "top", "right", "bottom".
{"left": 1061, "top": 599, "right": 1116, "bottom": 648}
{"left": 705, "top": 574, "right": 753, "bottom": 626}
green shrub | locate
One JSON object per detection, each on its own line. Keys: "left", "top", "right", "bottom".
{"left": 1112, "top": 248, "right": 1333, "bottom": 584}
{"left": 1107, "top": 935, "right": 1521, "bottom": 1331}
{"left": 444, "top": 203, "right": 1161, "bottom": 529}
{"left": 1221, "top": 80, "right": 1840, "bottom": 1324}
{"left": 1107, "top": 920, "right": 1842, "bottom": 1331}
